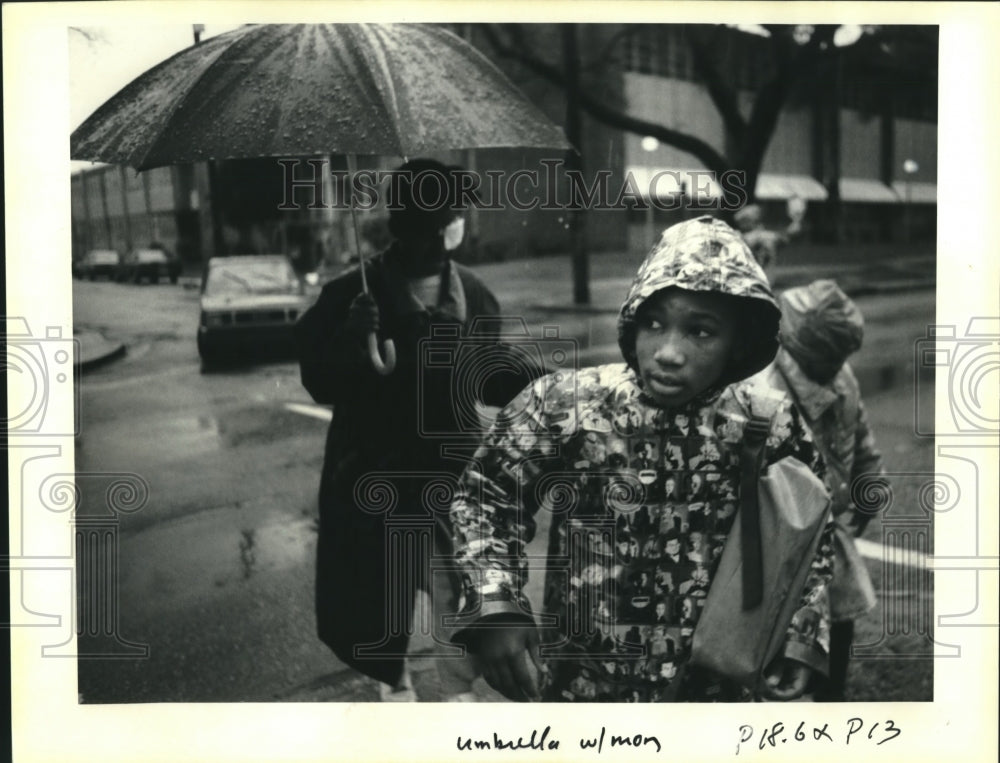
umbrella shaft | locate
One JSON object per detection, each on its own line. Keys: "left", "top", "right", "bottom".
{"left": 345, "top": 153, "right": 369, "bottom": 294}
{"left": 349, "top": 202, "right": 369, "bottom": 294}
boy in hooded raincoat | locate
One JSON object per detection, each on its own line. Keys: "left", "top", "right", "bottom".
{"left": 756, "top": 279, "right": 882, "bottom": 701}
{"left": 448, "top": 216, "right": 835, "bottom": 702}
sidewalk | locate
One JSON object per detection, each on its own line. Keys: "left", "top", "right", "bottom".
{"left": 480, "top": 243, "right": 936, "bottom": 315}
{"left": 74, "top": 328, "right": 126, "bottom": 370}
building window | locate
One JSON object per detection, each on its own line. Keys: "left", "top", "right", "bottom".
{"left": 624, "top": 26, "right": 697, "bottom": 81}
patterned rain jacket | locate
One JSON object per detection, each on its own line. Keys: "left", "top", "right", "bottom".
{"left": 449, "top": 216, "right": 834, "bottom": 702}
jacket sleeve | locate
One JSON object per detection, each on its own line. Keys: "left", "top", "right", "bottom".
{"left": 851, "top": 398, "right": 886, "bottom": 481}
{"left": 294, "top": 274, "right": 383, "bottom": 405}
{"left": 448, "top": 373, "right": 566, "bottom": 639}
{"left": 767, "top": 400, "right": 835, "bottom": 676}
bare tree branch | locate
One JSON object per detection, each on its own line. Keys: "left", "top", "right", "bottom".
{"left": 481, "top": 24, "right": 731, "bottom": 174}
{"left": 579, "top": 26, "right": 644, "bottom": 73}
{"left": 686, "top": 25, "right": 747, "bottom": 141}
{"left": 738, "top": 28, "right": 831, "bottom": 175}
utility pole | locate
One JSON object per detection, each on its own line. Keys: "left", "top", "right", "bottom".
{"left": 459, "top": 24, "right": 481, "bottom": 259}
{"left": 563, "top": 24, "right": 590, "bottom": 305}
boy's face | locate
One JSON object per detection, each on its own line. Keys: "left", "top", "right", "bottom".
{"left": 634, "top": 288, "right": 740, "bottom": 408}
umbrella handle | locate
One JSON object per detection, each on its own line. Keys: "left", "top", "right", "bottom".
{"left": 366, "top": 332, "right": 396, "bottom": 375}
{"left": 346, "top": 152, "right": 396, "bottom": 376}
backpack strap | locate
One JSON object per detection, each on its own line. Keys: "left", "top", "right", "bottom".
{"left": 739, "top": 415, "right": 771, "bottom": 610}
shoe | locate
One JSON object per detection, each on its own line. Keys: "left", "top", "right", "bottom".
{"left": 378, "top": 673, "right": 417, "bottom": 702}
{"left": 442, "top": 691, "right": 479, "bottom": 702}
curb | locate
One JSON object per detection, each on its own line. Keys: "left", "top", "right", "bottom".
{"left": 75, "top": 331, "right": 127, "bottom": 371}
{"left": 840, "top": 279, "right": 936, "bottom": 298}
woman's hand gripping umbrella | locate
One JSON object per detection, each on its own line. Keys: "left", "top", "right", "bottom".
{"left": 346, "top": 153, "right": 395, "bottom": 374}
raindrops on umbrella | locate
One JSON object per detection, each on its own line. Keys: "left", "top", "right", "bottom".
{"left": 70, "top": 23, "right": 570, "bottom": 375}
{"left": 71, "top": 23, "right": 568, "bottom": 170}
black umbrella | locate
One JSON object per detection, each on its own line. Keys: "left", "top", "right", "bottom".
{"left": 72, "top": 23, "right": 569, "bottom": 373}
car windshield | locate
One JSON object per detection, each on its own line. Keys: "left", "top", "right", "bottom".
{"left": 90, "top": 252, "right": 119, "bottom": 264}
{"left": 135, "top": 250, "right": 168, "bottom": 263}
{"left": 204, "top": 260, "right": 298, "bottom": 296}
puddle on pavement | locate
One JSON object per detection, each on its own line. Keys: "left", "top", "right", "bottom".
{"left": 86, "top": 413, "right": 223, "bottom": 466}
{"left": 85, "top": 404, "right": 327, "bottom": 468}
{"left": 117, "top": 502, "right": 317, "bottom": 613}
{"left": 212, "top": 404, "right": 327, "bottom": 449}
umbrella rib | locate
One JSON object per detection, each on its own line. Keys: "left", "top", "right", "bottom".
{"left": 355, "top": 24, "right": 405, "bottom": 155}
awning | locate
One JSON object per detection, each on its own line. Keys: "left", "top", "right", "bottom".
{"left": 755, "top": 173, "right": 828, "bottom": 201}
{"left": 891, "top": 180, "right": 937, "bottom": 204}
{"left": 839, "top": 177, "right": 898, "bottom": 203}
{"left": 624, "top": 166, "right": 723, "bottom": 202}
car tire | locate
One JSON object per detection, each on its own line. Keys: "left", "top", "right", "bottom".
{"left": 197, "top": 335, "right": 214, "bottom": 373}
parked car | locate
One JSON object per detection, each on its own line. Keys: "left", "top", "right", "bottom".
{"left": 196, "top": 255, "right": 312, "bottom": 371}
{"left": 117, "top": 247, "right": 182, "bottom": 284}
{"left": 74, "top": 249, "right": 121, "bottom": 280}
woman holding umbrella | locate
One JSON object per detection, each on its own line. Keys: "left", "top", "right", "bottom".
{"left": 295, "top": 159, "right": 541, "bottom": 700}
{"left": 70, "top": 22, "right": 571, "bottom": 701}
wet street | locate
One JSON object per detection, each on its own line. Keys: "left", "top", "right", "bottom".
{"left": 75, "top": 279, "right": 335, "bottom": 702}
{"left": 73, "top": 267, "right": 936, "bottom": 703}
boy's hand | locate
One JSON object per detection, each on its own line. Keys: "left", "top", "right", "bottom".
{"left": 760, "top": 658, "right": 811, "bottom": 701}
{"left": 347, "top": 293, "right": 379, "bottom": 339}
{"left": 472, "top": 625, "right": 546, "bottom": 701}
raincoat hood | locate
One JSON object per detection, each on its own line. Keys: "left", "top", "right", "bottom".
{"left": 778, "top": 279, "right": 864, "bottom": 367}
{"left": 617, "top": 215, "right": 781, "bottom": 396}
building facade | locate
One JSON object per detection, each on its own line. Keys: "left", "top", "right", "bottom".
{"left": 70, "top": 23, "right": 937, "bottom": 269}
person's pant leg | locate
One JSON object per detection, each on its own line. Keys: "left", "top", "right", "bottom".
{"left": 815, "top": 620, "right": 854, "bottom": 702}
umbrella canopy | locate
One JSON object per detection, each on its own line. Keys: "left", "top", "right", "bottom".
{"left": 70, "top": 23, "right": 569, "bottom": 170}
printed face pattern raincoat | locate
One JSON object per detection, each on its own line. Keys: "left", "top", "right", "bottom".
{"left": 449, "top": 217, "right": 835, "bottom": 701}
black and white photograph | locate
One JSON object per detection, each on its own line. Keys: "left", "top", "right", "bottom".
{"left": 5, "top": 3, "right": 999, "bottom": 762}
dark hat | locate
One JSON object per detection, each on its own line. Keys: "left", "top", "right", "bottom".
{"left": 386, "top": 158, "right": 466, "bottom": 238}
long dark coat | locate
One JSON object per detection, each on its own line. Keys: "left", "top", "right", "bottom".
{"left": 295, "top": 248, "right": 536, "bottom": 686}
